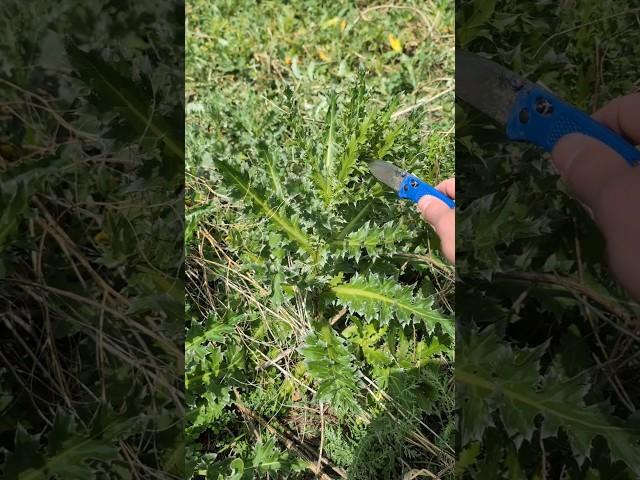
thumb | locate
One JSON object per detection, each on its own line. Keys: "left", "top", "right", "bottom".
{"left": 418, "top": 194, "right": 451, "bottom": 232}
{"left": 552, "top": 133, "right": 640, "bottom": 301}
{"left": 551, "top": 133, "right": 630, "bottom": 209}
{"left": 418, "top": 194, "right": 455, "bottom": 263}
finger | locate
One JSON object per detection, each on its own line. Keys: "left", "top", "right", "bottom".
{"left": 418, "top": 193, "right": 455, "bottom": 263}
{"left": 592, "top": 93, "right": 640, "bottom": 145}
{"left": 551, "top": 133, "right": 630, "bottom": 208}
{"left": 418, "top": 194, "right": 452, "bottom": 233}
{"left": 435, "top": 178, "right": 455, "bottom": 200}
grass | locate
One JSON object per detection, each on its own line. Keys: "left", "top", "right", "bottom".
{"left": 186, "top": 0, "right": 455, "bottom": 478}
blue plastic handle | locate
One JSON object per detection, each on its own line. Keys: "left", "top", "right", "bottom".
{"left": 506, "top": 85, "right": 639, "bottom": 166}
{"left": 397, "top": 174, "right": 455, "bottom": 209}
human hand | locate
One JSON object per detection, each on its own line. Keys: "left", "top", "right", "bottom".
{"left": 417, "top": 178, "right": 455, "bottom": 264}
{"left": 551, "top": 93, "right": 640, "bottom": 301}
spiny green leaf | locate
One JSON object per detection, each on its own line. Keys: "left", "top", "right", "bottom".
{"left": 343, "top": 323, "right": 393, "bottom": 368}
{"left": 185, "top": 204, "right": 216, "bottom": 244}
{"left": 2, "top": 424, "right": 44, "bottom": 479}
{"left": 455, "top": 442, "right": 481, "bottom": 476}
{"left": 457, "top": 0, "right": 497, "bottom": 47}
{"left": 337, "top": 133, "right": 359, "bottom": 184}
{"left": 214, "top": 159, "right": 315, "bottom": 254}
{"left": 257, "top": 142, "right": 285, "bottom": 202}
{"left": 323, "top": 93, "right": 337, "bottom": 186}
{"left": 377, "top": 124, "right": 403, "bottom": 159}
{"left": 67, "top": 45, "right": 183, "bottom": 162}
{"left": 333, "top": 220, "right": 411, "bottom": 261}
{"left": 300, "top": 324, "right": 361, "bottom": 412}
{"left": 3, "top": 414, "right": 120, "bottom": 480}
{"left": 251, "top": 437, "right": 289, "bottom": 474}
{"left": 332, "top": 202, "right": 374, "bottom": 241}
{"left": 458, "top": 328, "right": 640, "bottom": 472}
{"left": 331, "top": 274, "right": 453, "bottom": 337}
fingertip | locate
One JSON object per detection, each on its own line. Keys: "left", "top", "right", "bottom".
{"left": 592, "top": 93, "right": 640, "bottom": 144}
{"left": 551, "top": 133, "right": 587, "bottom": 177}
{"left": 418, "top": 195, "right": 449, "bottom": 228}
{"left": 436, "top": 178, "right": 456, "bottom": 199}
{"left": 417, "top": 194, "right": 434, "bottom": 213}
{"left": 551, "top": 133, "right": 631, "bottom": 207}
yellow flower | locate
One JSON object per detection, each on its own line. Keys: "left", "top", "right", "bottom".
{"left": 318, "top": 49, "right": 331, "bottom": 62}
{"left": 322, "top": 17, "right": 340, "bottom": 28}
{"left": 94, "top": 231, "right": 109, "bottom": 244}
{"left": 340, "top": 19, "right": 347, "bottom": 30}
{"left": 388, "top": 34, "right": 402, "bottom": 53}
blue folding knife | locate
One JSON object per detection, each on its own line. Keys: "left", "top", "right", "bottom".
{"left": 456, "top": 51, "right": 639, "bottom": 166}
{"left": 368, "top": 160, "right": 455, "bottom": 209}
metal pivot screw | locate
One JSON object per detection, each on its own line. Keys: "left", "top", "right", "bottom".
{"left": 535, "top": 97, "right": 554, "bottom": 116}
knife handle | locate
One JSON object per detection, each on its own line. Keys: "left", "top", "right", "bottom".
{"left": 506, "top": 85, "right": 639, "bottom": 166}
{"left": 398, "top": 174, "right": 455, "bottom": 209}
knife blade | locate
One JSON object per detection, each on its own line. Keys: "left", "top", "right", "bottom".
{"left": 456, "top": 50, "right": 536, "bottom": 126}
{"left": 368, "top": 160, "right": 455, "bottom": 209}
{"left": 456, "top": 50, "right": 639, "bottom": 166}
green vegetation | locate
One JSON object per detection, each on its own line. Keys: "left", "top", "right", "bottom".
{"left": 0, "top": 1, "right": 184, "bottom": 479}
{"left": 186, "top": 1, "right": 455, "bottom": 478}
{"left": 456, "top": 0, "right": 640, "bottom": 477}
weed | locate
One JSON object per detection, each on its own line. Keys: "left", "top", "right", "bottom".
{"left": 186, "top": 0, "right": 455, "bottom": 478}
